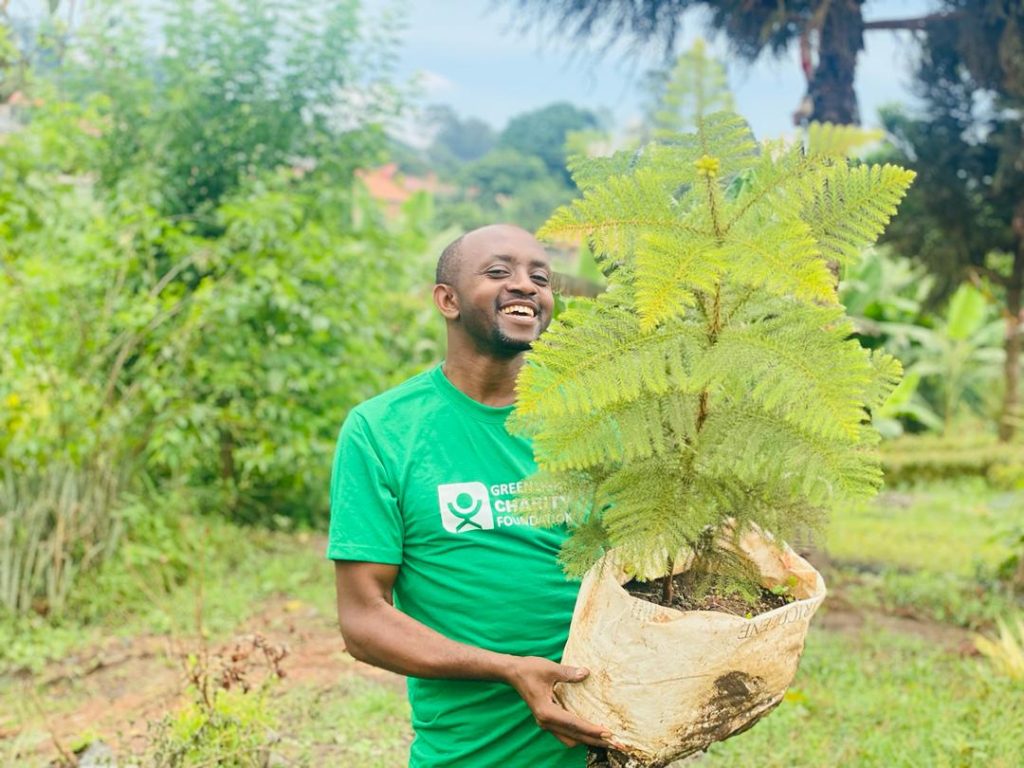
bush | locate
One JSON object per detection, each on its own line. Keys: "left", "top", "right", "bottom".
{"left": 881, "top": 434, "right": 1024, "bottom": 487}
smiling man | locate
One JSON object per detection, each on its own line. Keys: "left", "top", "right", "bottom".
{"left": 328, "top": 224, "right": 613, "bottom": 767}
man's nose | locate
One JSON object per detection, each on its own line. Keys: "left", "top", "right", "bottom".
{"left": 507, "top": 268, "right": 537, "bottom": 294}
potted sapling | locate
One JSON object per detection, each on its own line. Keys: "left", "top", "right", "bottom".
{"left": 509, "top": 55, "right": 914, "bottom": 768}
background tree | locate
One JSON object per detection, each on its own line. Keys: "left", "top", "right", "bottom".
{"left": 427, "top": 102, "right": 601, "bottom": 231}
{"left": 498, "top": 101, "right": 600, "bottom": 182}
{"left": 424, "top": 104, "right": 497, "bottom": 170}
{"left": 880, "top": 0, "right": 1024, "bottom": 440}
{"left": 506, "top": 0, "right": 954, "bottom": 125}
{"left": 0, "top": 0, "right": 442, "bottom": 611}
{"left": 70, "top": 0, "right": 404, "bottom": 228}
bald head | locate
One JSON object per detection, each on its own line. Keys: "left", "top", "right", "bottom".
{"left": 436, "top": 224, "right": 538, "bottom": 286}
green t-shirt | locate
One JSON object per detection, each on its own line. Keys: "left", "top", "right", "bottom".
{"left": 327, "top": 365, "right": 585, "bottom": 768}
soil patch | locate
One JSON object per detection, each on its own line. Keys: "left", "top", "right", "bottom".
{"left": 2, "top": 597, "right": 403, "bottom": 766}
{"left": 816, "top": 592, "right": 978, "bottom": 655}
{"left": 625, "top": 574, "right": 792, "bottom": 617}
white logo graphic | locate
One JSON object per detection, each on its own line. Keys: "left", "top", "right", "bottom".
{"left": 437, "top": 482, "right": 494, "bottom": 533}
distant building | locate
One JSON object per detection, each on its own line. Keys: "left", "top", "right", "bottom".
{"left": 0, "top": 91, "right": 29, "bottom": 135}
{"left": 355, "top": 163, "right": 446, "bottom": 218}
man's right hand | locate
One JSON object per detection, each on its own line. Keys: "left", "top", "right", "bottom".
{"left": 503, "top": 656, "right": 618, "bottom": 749}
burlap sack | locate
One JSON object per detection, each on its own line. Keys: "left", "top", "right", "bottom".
{"left": 556, "top": 528, "right": 826, "bottom": 767}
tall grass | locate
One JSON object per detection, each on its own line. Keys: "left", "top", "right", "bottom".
{"left": 0, "top": 458, "right": 128, "bottom": 616}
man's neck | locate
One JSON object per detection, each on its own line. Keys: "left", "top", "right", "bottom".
{"left": 442, "top": 351, "right": 524, "bottom": 408}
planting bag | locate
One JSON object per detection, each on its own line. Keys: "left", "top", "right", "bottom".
{"left": 556, "top": 529, "right": 826, "bottom": 767}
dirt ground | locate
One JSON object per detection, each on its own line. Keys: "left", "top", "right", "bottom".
{"left": 2, "top": 583, "right": 977, "bottom": 767}
{"left": 3, "top": 597, "right": 403, "bottom": 766}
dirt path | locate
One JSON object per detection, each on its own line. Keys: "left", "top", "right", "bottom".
{"left": 5, "top": 597, "right": 402, "bottom": 766}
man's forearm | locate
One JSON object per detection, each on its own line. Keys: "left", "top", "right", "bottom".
{"left": 342, "top": 599, "right": 514, "bottom": 682}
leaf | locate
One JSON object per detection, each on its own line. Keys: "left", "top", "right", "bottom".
{"left": 512, "top": 293, "right": 704, "bottom": 421}
{"left": 634, "top": 228, "right": 723, "bottom": 330}
{"left": 719, "top": 214, "right": 835, "bottom": 305}
{"left": 700, "top": 305, "right": 873, "bottom": 440}
{"left": 945, "top": 284, "right": 989, "bottom": 341}
{"left": 806, "top": 122, "right": 884, "bottom": 158}
{"left": 801, "top": 163, "right": 917, "bottom": 267}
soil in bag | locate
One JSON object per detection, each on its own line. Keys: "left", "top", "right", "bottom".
{"left": 624, "top": 572, "right": 794, "bottom": 617}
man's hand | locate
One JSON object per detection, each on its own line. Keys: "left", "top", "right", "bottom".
{"left": 504, "top": 656, "right": 617, "bottom": 749}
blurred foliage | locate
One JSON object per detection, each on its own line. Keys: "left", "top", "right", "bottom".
{"left": 66, "top": 0, "right": 407, "bottom": 227}
{"left": 841, "top": 250, "right": 1011, "bottom": 437}
{"left": 879, "top": 6, "right": 1024, "bottom": 441}
{"left": 880, "top": 434, "right": 1024, "bottom": 487}
{"left": 409, "top": 101, "right": 602, "bottom": 232}
{"left": 975, "top": 616, "right": 1024, "bottom": 681}
{"left": 0, "top": 0, "right": 443, "bottom": 618}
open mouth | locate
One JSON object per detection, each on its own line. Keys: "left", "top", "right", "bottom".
{"left": 499, "top": 303, "right": 537, "bottom": 319}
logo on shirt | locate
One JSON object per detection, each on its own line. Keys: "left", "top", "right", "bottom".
{"left": 437, "top": 482, "right": 495, "bottom": 533}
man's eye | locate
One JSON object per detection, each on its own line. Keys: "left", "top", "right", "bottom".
{"left": 532, "top": 274, "right": 550, "bottom": 285}
{"left": 486, "top": 269, "right": 509, "bottom": 278}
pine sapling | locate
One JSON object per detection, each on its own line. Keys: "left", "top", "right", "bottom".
{"left": 511, "top": 62, "right": 914, "bottom": 605}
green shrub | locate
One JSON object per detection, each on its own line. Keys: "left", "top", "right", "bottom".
{"left": 152, "top": 687, "right": 277, "bottom": 768}
{"left": 881, "top": 434, "right": 1024, "bottom": 486}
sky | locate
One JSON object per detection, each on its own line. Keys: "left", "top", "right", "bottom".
{"left": 370, "top": 0, "right": 942, "bottom": 141}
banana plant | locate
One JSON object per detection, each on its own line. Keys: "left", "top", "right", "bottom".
{"left": 875, "top": 283, "right": 1005, "bottom": 434}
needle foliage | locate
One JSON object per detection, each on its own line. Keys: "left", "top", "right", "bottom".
{"left": 511, "top": 76, "right": 915, "bottom": 583}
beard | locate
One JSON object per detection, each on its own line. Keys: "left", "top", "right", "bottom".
{"left": 491, "top": 326, "right": 535, "bottom": 354}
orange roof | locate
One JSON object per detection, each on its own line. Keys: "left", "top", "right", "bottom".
{"left": 356, "top": 163, "right": 443, "bottom": 206}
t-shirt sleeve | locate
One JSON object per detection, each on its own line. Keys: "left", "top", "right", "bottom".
{"left": 326, "top": 410, "right": 403, "bottom": 564}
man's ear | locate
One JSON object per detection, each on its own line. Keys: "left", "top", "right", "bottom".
{"left": 433, "top": 283, "right": 459, "bottom": 320}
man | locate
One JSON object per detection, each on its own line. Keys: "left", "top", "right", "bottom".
{"left": 327, "top": 224, "right": 614, "bottom": 766}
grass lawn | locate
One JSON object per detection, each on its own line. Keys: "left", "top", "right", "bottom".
{"left": 704, "top": 627, "right": 1024, "bottom": 768}
{"left": 827, "top": 481, "right": 1023, "bottom": 576}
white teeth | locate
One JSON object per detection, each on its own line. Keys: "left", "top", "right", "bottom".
{"left": 501, "top": 305, "right": 536, "bottom": 317}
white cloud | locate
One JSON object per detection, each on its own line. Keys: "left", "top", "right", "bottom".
{"left": 416, "top": 69, "right": 456, "bottom": 96}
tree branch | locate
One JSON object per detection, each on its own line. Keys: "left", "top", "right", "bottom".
{"left": 863, "top": 12, "right": 959, "bottom": 32}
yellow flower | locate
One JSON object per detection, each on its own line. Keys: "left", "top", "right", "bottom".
{"left": 3, "top": 393, "right": 20, "bottom": 408}
{"left": 694, "top": 154, "right": 721, "bottom": 178}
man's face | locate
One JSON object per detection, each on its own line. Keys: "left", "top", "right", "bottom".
{"left": 446, "top": 226, "right": 555, "bottom": 356}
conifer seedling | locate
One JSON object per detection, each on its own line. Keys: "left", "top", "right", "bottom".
{"left": 511, "top": 59, "right": 914, "bottom": 607}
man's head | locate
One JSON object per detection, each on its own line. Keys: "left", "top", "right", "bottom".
{"left": 433, "top": 224, "right": 554, "bottom": 358}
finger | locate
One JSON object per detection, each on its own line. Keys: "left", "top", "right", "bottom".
{"left": 552, "top": 733, "right": 579, "bottom": 748}
{"left": 539, "top": 709, "right": 614, "bottom": 747}
{"left": 554, "top": 664, "right": 589, "bottom": 683}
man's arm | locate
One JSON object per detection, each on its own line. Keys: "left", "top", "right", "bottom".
{"left": 335, "top": 560, "right": 616, "bottom": 749}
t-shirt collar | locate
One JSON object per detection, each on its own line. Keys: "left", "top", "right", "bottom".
{"left": 431, "top": 364, "right": 515, "bottom": 424}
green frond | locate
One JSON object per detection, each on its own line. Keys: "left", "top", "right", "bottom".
{"left": 567, "top": 149, "right": 639, "bottom": 192}
{"left": 635, "top": 229, "right": 724, "bottom": 330}
{"left": 864, "top": 350, "right": 904, "bottom": 411}
{"left": 719, "top": 214, "right": 835, "bottom": 304}
{"left": 722, "top": 141, "right": 826, "bottom": 230}
{"left": 558, "top": 515, "right": 611, "bottom": 579}
{"left": 538, "top": 167, "right": 704, "bottom": 269}
{"left": 714, "top": 481, "right": 825, "bottom": 546}
{"left": 526, "top": 391, "right": 699, "bottom": 472}
{"left": 807, "top": 122, "right": 884, "bottom": 158}
{"left": 597, "top": 457, "right": 715, "bottom": 580}
{"left": 512, "top": 298, "right": 705, "bottom": 420}
{"left": 801, "top": 163, "right": 916, "bottom": 266}
{"left": 700, "top": 307, "right": 872, "bottom": 440}
{"left": 692, "top": 111, "right": 759, "bottom": 179}
{"left": 696, "top": 405, "right": 883, "bottom": 506}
